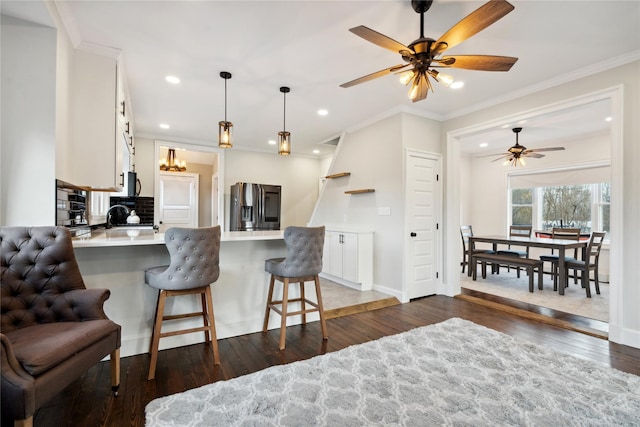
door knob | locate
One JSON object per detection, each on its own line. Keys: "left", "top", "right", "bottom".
{"left": 410, "top": 232, "right": 417, "bottom": 237}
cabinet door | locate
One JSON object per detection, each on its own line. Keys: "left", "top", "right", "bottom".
{"left": 327, "top": 231, "right": 343, "bottom": 277}
{"left": 72, "top": 50, "right": 120, "bottom": 190}
{"left": 341, "top": 232, "right": 359, "bottom": 283}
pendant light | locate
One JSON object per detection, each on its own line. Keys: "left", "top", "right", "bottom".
{"left": 218, "top": 71, "right": 233, "bottom": 148}
{"left": 278, "top": 86, "right": 291, "bottom": 156}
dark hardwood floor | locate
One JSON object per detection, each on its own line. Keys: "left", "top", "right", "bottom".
{"left": 13, "top": 295, "right": 640, "bottom": 427}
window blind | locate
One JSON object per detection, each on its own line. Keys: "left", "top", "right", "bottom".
{"left": 509, "top": 164, "right": 610, "bottom": 189}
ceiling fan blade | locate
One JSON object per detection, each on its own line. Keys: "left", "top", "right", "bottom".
{"left": 349, "top": 26, "right": 412, "bottom": 54}
{"left": 432, "top": 0, "right": 515, "bottom": 55}
{"left": 524, "top": 153, "right": 545, "bottom": 159}
{"left": 491, "top": 154, "right": 512, "bottom": 162}
{"left": 434, "top": 55, "right": 518, "bottom": 71}
{"left": 525, "top": 147, "right": 566, "bottom": 153}
{"left": 476, "top": 152, "right": 509, "bottom": 158}
{"left": 340, "top": 64, "right": 409, "bottom": 88}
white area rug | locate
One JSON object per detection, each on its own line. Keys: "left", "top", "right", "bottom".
{"left": 461, "top": 271, "right": 609, "bottom": 322}
{"left": 146, "top": 318, "right": 639, "bottom": 426}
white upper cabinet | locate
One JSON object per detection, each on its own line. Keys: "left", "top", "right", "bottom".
{"left": 71, "top": 48, "right": 132, "bottom": 191}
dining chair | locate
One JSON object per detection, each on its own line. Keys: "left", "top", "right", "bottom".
{"left": 539, "top": 227, "right": 582, "bottom": 291}
{"left": 564, "top": 232, "right": 606, "bottom": 298}
{"left": 460, "top": 225, "right": 495, "bottom": 276}
{"left": 496, "top": 225, "right": 532, "bottom": 277}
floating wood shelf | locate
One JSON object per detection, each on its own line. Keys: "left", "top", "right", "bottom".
{"left": 344, "top": 189, "right": 375, "bottom": 195}
{"left": 325, "top": 172, "right": 351, "bottom": 179}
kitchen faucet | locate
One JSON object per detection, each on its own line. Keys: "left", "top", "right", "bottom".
{"left": 105, "top": 205, "right": 130, "bottom": 228}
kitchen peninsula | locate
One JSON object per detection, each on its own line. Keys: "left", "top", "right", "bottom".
{"left": 72, "top": 229, "right": 314, "bottom": 358}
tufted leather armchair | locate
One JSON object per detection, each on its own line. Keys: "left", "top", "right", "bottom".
{"left": 1, "top": 226, "right": 121, "bottom": 426}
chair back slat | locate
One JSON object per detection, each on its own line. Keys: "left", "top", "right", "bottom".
{"left": 587, "top": 232, "right": 606, "bottom": 263}
{"left": 509, "top": 225, "right": 532, "bottom": 238}
{"left": 551, "top": 227, "right": 581, "bottom": 241}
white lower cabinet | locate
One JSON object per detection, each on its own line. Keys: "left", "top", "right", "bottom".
{"left": 322, "top": 230, "right": 373, "bottom": 291}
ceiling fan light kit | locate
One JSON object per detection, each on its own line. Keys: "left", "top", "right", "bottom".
{"left": 480, "top": 127, "right": 566, "bottom": 167}
{"left": 218, "top": 71, "right": 233, "bottom": 149}
{"left": 278, "top": 86, "right": 291, "bottom": 156}
{"left": 341, "top": 0, "right": 518, "bottom": 102}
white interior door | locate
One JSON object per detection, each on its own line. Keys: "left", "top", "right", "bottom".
{"left": 406, "top": 151, "right": 441, "bottom": 299}
{"left": 158, "top": 172, "right": 199, "bottom": 232}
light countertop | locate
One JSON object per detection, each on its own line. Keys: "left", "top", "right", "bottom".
{"left": 72, "top": 229, "right": 284, "bottom": 248}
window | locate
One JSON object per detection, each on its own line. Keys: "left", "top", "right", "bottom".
{"left": 510, "top": 183, "right": 610, "bottom": 235}
{"left": 511, "top": 188, "right": 532, "bottom": 226}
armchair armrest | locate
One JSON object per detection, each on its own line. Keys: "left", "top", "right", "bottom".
{"left": 1, "top": 333, "right": 35, "bottom": 420}
{"left": 64, "top": 288, "right": 111, "bottom": 321}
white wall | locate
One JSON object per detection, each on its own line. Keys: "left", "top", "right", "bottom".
{"left": 443, "top": 60, "right": 640, "bottom": 348}
{"left": 1, "top": 15, "right": 57, "bottom": 225}
{"left": 133, "top": 137, "right": 323, "bottom": 230}
{"left": 224, "top": 150, "right": 322, "bottom": 229}
{"left": 466, "top": 132, "right": 612, "bottom": 276}
{"left": 51, "top": 6, "right": 75, "bottom": 185}
{"left": 310, "top": 112, "right": 442, "bottom": 299}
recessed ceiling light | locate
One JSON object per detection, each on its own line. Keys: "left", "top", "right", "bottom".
{"left": 159, "top": 123, "right": 170, "bottom": 129}
{"left": 313, "top": 149, "right": 320, "bottom": 154}
{"left": 605, "top": 116, "right": 612, "bottom": 122}
{"left": 317, "top": 109, "right": 328, "bottom": 116}
{"left": 450, "top": 81, "right": 464, "bottom": 89}
{"left": 165, "top": 76, "right": 180, "bottom": 84}
{"left": 479, "top": 142, "right": 488, "bottom": 148}
{"left": 268, "top": 140, "right": 276, "bottom": 145}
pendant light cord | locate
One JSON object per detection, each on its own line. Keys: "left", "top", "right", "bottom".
{"left": 224, "top": 78, "right": 228, "bottom": 123}
{"left": 283, "top": 91, "right": 286, "bottom": 132}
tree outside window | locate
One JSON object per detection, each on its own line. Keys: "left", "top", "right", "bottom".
{"left": 510, "top": 183, "right": 609, "bottom": 235}
{"left": 511, "top": 188, "right": 532, "bottom": 225}
{"left": 542, "top": 185, "right": 591, "bottom": 231}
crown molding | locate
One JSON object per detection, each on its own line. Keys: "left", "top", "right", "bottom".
{"left": 444, "top": 50, "right": 640, "bottom": 121}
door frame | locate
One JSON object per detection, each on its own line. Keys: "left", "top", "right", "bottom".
{"left": 404, "top": 149, "right": 443, "bottom": 301}
{"left": 443, "top": 86, "right": 623, "bottom": 332}
{"left": 154, "top": 140, "right": 226, "bottom": 229}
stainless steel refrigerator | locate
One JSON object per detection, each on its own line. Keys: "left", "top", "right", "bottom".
{"left": 229, "top": 182, "right": 281, "bottom": 231}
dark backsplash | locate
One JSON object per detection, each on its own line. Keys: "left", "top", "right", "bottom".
{"left": 56, "top": 180, "right": 88, "bottom": 227}
{"left": 109, "top": 197, "right": 154, "bottom": 225}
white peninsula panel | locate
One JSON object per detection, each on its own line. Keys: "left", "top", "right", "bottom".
{"left": 72, "top": 230, "right": 318, "bottom": 358}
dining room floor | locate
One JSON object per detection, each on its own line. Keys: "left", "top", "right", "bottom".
{"left": 319, "top": 277, "right": 400, "bottom": 318}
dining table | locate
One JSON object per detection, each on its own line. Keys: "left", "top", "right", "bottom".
{"left": 468, "top": 235, "right": 588, "bottom": 295}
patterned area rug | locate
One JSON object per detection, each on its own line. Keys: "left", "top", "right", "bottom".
{"left": 146, "top": 318, "right": 639, "bottom": 426}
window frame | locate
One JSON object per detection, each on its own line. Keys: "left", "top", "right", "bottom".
{"left": 509, "top": 183, "right": 610, "bottom": 235}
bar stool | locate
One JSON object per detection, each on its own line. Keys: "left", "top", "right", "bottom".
{"left": 145, "top": 226, "right": 221, "bottom": 380}
{"left": 263, "top": 225, "right": 328, "bottom": 350}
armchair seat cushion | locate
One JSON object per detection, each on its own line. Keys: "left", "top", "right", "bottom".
{"left": 5, "top": 320, "right": 120, "bottom": 376}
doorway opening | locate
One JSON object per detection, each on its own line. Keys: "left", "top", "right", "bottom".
{"left": 154, "top": 140, "right": 226, "bottom": 230}
{"left": 445, "top": 86, "right": 623, "bottom": 337}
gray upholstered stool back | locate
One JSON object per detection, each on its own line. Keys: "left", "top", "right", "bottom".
{"left": 265, "top": 226, "right": 325, "bottom": 278}
{"left": 145, "top": 226, "right": 221, "bottom": 291}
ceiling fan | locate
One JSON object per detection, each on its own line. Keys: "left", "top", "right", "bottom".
{"left": 340, "top": 0, "right": 518, "bottom": 102}
{"left": 479, "top": 127, "right": 566, "bottom": 167}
